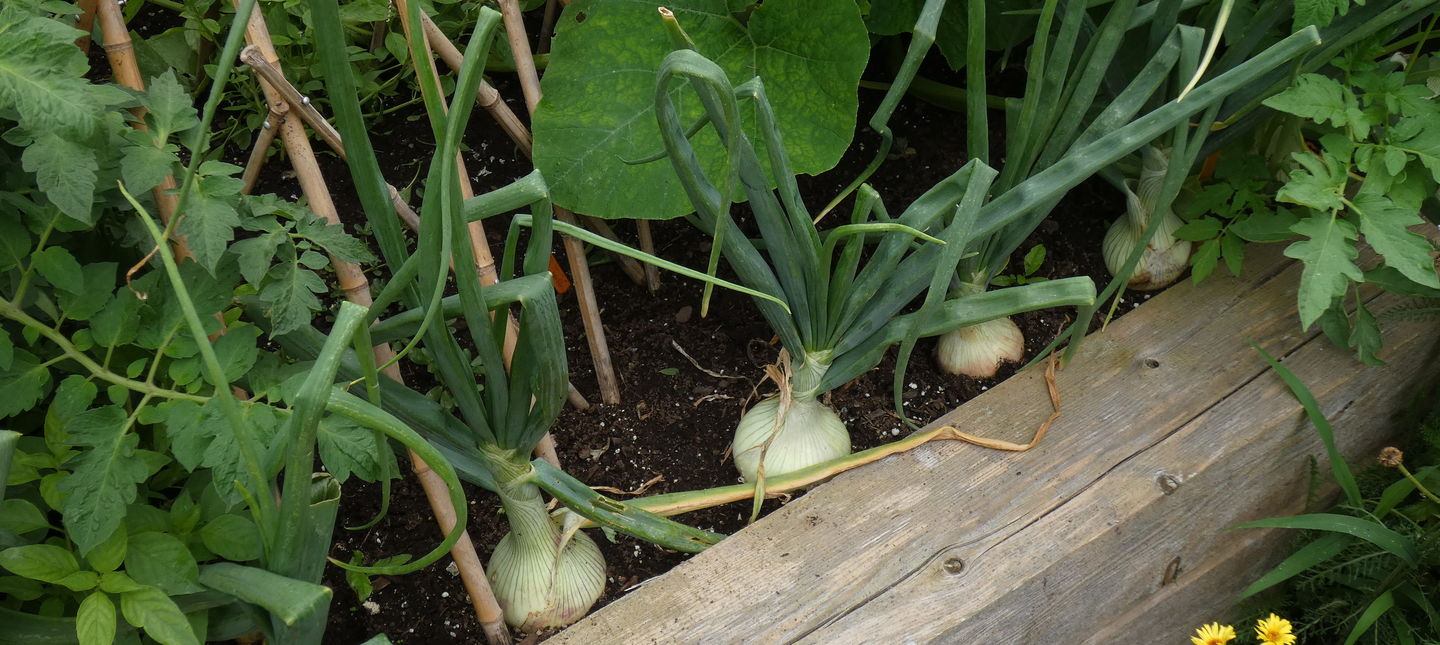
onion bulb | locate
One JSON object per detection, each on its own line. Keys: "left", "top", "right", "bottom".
{"left": 488, "top": 483, "right": 605, "bottom": 630}
{"left": 935, "top": 316, "right": 1024, "bottom": 378}
{"left": 733, "top": 395, "right": 851, "bottom": 482}
{"left": 1102, "top": 146, "right": 1191, "bottom": 291}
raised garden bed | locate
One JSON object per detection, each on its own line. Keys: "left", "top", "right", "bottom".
{"left": 546, "top": 242, "right": 1440, "bottom": 643}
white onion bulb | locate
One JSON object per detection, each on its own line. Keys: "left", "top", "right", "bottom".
{"left": 935, "top": 315, "right": 1024, "bottom": 378}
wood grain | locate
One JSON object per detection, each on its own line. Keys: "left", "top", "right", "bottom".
{"left": 549, "top": 243, "right": 1440, "bottom": 644}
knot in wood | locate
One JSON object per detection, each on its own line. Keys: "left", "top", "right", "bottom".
{"left": 1156, "top": 472, "right": 1182, "bottom": 495}
{"left": 941, "top": 557, "right": 965, "bottom": 575}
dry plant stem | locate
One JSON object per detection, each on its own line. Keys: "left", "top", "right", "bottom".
{"left": 369, "top": 19, "right": 388, "bottom": 54}
{"left": 538, "top": 0, "right": 559, "bottom": 54}
{"left": 575, "top": 354, "right": 1065, "bottom": 527}
{"left": 636, "top": 220, "right": 661, "bottom": 292}
{"left": 233, "top": 9, "right": 513, "bottom": 643}
{"left": 419, "top": 12, "right": 532, "bottom": 156}
{"left": 75, "top": 0, "right": 98, "bottom": 53}
{"left": 581, "top": 216, "right": 648, "bottom": 286}
{"left": 95, "top": 0, "right": 190, "bottom": 261}
{"left": 497, "top": 0, "right": 623, "bottom": 405}
{"left": 240, "top": 109, "right": 284, "bottom": 195}
{"left": 395, "top": 0, "right": 575, "bottom": 457}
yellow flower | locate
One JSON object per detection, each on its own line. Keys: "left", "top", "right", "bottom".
{"left": 1255, "top": 614, "right": 1296, "bottom": 645}
{"left": 1191, "top": 622, "right": 1237, "bottom": 645}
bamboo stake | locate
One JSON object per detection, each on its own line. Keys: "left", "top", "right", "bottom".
{"left": 237, "top": 46, "right": 585, "bottom": 409}
{"left": 496, "top": 0, "right": 623, "bottom": 404}
{"left": 420, "top": 14, "right": 648, "bottom": 289}
{"left": 636, "top": 220, "right": 661, "bottom": 293}
{"left": 75, "top": 0, "right": 98, "bottom": 53}
{"left": 419, "top": 12, "right": 532, "bottom": 157}
{"left": 233, "top": 9, "right": 513, "bottom": 644}
{"left": 537, "top": 0, "right": 559, "bottom": 54}
{"left": 95, "top": 0, "right": 189, "bottom": 261}
{"left": 240, "top": 108, "right": 284, "bottom": 194}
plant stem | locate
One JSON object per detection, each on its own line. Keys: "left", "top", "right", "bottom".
{"left": 0, "top": 296, "right": 207, "bottom": 404}
{"left": 1398, "top": 464, "right": 1440, "bottom": 505}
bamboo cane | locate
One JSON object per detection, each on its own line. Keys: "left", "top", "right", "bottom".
{"left": 75, "top": 0, "right": 98, "bottom": 53}
{"left": 420, "top": 13, "right": 649, "bottom": 288}
{"left": 537, "top": 0, "right": 559, "bottom": 55}
{"left": 636, "top": 220, "right": 661, "bottom": 293}
{"left": 240, "top": 108, "right": 284, "bottom": 195}
{"left": 494, "top": 0, "right": 623, "bottom": 404}
{"left": 232, "top": 9, "right": 513, "bottom": 644}
{"left": 95, "top": 0, "right": 190, "bottom": 261}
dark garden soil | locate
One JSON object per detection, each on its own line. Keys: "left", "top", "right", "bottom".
{"left": 181, "top": 17, "right": 1153, "bottom": 643}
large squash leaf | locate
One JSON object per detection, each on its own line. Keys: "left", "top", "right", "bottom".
{"left": 532, "top": 0, "right": 869, "bottom": 220}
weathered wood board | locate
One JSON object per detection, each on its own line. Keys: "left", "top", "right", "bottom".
{"left": 550, "top": 243, "right": 1440, "bottom": 644}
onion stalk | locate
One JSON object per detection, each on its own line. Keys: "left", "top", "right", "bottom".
{"left": 1101, "top": 146, "right": 1192, "bottom": 291}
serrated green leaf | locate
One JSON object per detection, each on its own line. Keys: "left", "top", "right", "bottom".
{"left": 58, "top": 406, "right": 148, "bottom": 554}
{"left": 0, "top": 6, "right": 101, "bottom": 136}
{"left": 0, "top": 349, "right": 52, "bottom": 417}
{"left": 124, "top": 532, "right": 201, "bottom": 595}
{"left": 259, "top": 256, "right": 326, "bottom": 336}
{"left": 57, "top": 263, "right": 117, "bottom": 321}
{"left": 229, "top": 232, "right": 285, "bottom": 285}
{"left": 22, "top": 132, "right": 98, "bottom": 224}
{"left": 1351, "top": 190, "right": 1439, "bottom": 289}
{"left": 1263, "top": 73, "right": 1351, "bottom": 127}
{"left": 178, "top": 193, "right": 239, "bottom": 274}
{"left": 0, "top": 214, "right": 32, "bottom": 270}
{"left": 142, "top": 70, "right": 198, "bottom": 141}
{"left": 120, "top": 144, "right": 179, "bottom": 195}
{"left": 318, "top": 416, "right": 384, "bottom": 483}
{"left": 1230, "top": 207, "right": 1300, "bottom": 243}
{"left": 0, "top": 543, "right": 80, "bottom": 583}
{"left": 1292, "top": 0, "right": 1350, "bottom": 29}
{"left": 1348, "top": 301, "right": 1383, "bottom": 366}
{"left": 120, "top": 586, "right": 199, "bottom": 645}
{"left": 1277, "top": 151, "right": 1347, "bottom": 212}
{"left": 533, "top": 0, "right": 869, "bottom": 220}
{"left": 92, "top": 289, "right": 142, "bottom": 348}
{"left": 199, "top": 515, "right": 260, "bottom": 562}
{"left": 30, "top": 245, "right": 85, "bottom": 294}
{"left": 294, "top": 215, "right": 375, "bottom": 264}
{"left": 1284, "top": 213, "right": 1361, "bottom": 329}
{"left": 1190, "top": 239, "right": 1220, "bottom": 283}
{"left": 77, "top": 591, "right": 117, "bottom": 645}
{"left": 208, "top": 325, "right": 260, "bottom": 385}
{"left": 1174, "top": 217, "right": 1223, "bottom": 242}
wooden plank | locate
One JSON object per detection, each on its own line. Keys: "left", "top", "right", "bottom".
{"left": 550, "top": 243, "right": 1439, "bottom": 644}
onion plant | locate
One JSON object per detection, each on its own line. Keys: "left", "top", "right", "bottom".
{"left": 912, "top": 0, "right": 1323, "bottom": 377}
{"left": 651, "top": 17, "right": 1097, "bottom": 484}
{"left": 287, "top": 1, "right": 739, "bottom": 630}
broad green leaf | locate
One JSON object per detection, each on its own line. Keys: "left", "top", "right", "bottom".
{"left": 1239, "top": 532, "right": 1352, "bottom": 598}
{"left": 258, "top": 255, "right": 327, "bottom": 337}
{"left": 1350, "top": 190, "right": 1439, "bottom": 289}
{"left": 0, "top": 6, "right": 101, "bottom": 136}
{"left": 56, "top": 262, "right": 117, "bottom": 321}
{"left": 0, "top": 328, "right": 13, "bottom": 370}
{"left": 1229, "top": 207, "right": 1300, "bottom": 243}
{"left": 1264, "top": 73, "right": 1351, "bottom": 126}
{"left": 85, "top": 523, "right": 127, "bottom": 574}
{"left": 178, "top": 192, "right": 239, "bottom": 274}
{"left": 0, "top": 349, "right": 52, "bottom": 417}
{"left": 317, "top": 416, "right": 386, "bottom": 483}
{"left": 91, "top": 289, "right": 142, "bottom": 348}
{"left": 199, "top": 514, "right": 261, "bottom": 562}
{"left": 124, "top": 532, "right": 201, "bottom": 595}
{"left": 230, "top": 232, "right": 285, "bottom": 285}
{"left": 58, "top": 406, "right": 148, "bottom": 554}
{"left": 294, "top": 214, "right": 375, "bottom": 264}
{"left": 120, "top": 143, "right": 179, "bottom": 195}
{"left": 1344, "top": 591, "right": 1395, "bottom": 645}
{"left": 208, "top": 324, "right": 260, "bottom": 385}
{"left": 99, "top": 571, "right": 146, "bottom": 594}
{"left": 0, "top": 544, "right": 80, "bottom": 583}
{"left": 0, "top": 499, "right": 47, "bottom": 534}
{"left": 77, "top": 591, "right": 117, "bottom": 645}
{"left": 533, "top": 0, "right": 869, "bottom": 220}
{"left": 22, "top": 132, "right": 98, "bottom": 224}
{"left": 30, "top": 246, "right": 85, "bottom": 294}
{"left": 142, "top": 71, "right": 199, "bottom": 142}
{"left": 1284, "top": 214, "right": 1361, "bottom": 329}
{"left": 1174, "top": 217, "right": 1223, "bottom": 242}
{"left": 1233, "top": 513, "right": 1418, "bottom": 566}
{"left": 1190, "top": 239, "right": 1221, "bottom": 284}
{"left": 0, "top": 214, "right": 32, "bottom": 270}
{"left": 119, "top": 586, "right": 199, "bottom": 645}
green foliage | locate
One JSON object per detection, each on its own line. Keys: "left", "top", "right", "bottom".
{"left": 1237, "top": 361, "right": 1440, "bottom": 644}
{"left": 531, "top": 0, "right": 871, "bottom": 221}
{"left": 1188, "top": 41, "right": 1440, "bottom": 363}
{"left": 990, "top": 245, "right": 1050, "bottom": 286}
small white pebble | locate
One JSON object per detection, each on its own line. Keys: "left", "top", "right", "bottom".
{"left": 363, "top": 601, "right": 380, "bottom": 615}
{"left": 890, "top": 428, "right": 900, "bottom": 436}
